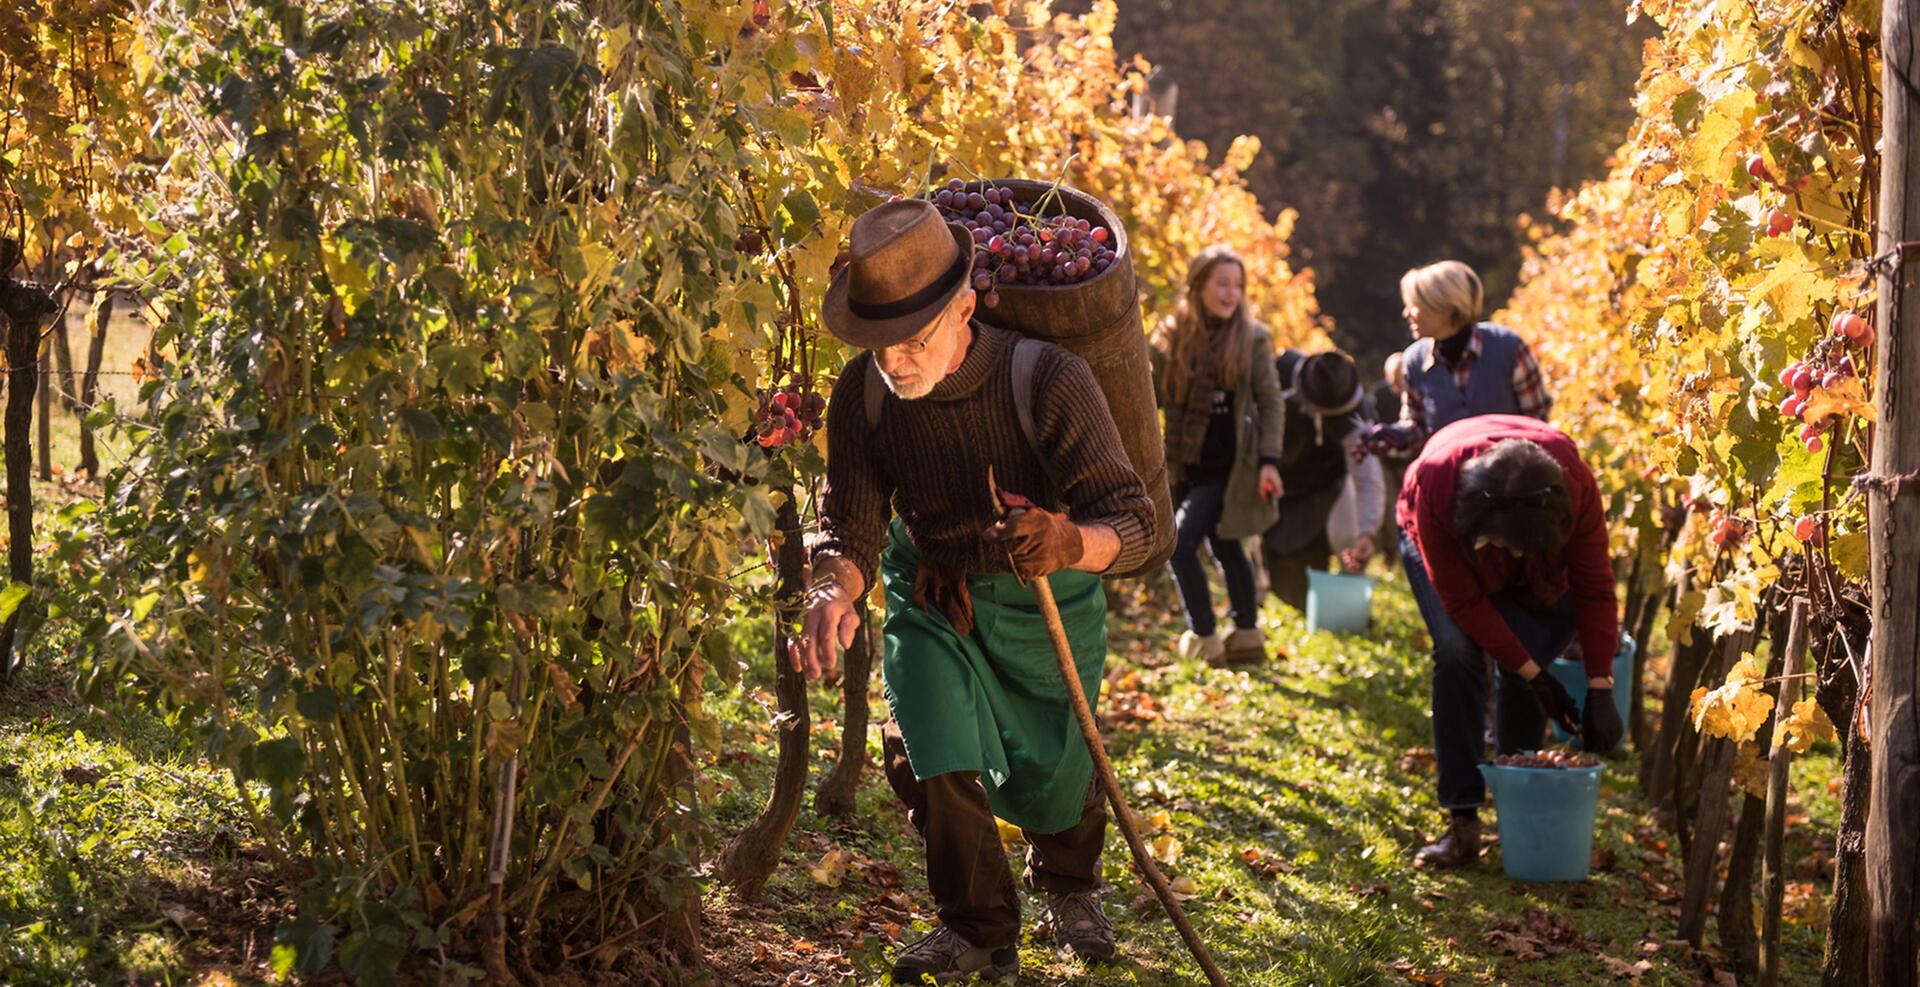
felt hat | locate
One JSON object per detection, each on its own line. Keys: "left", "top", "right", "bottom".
{"left": 821, "top": 199, "right": 975, "bottom": 348}
{"left": 1297, "top": 351, "right": 1363, "bottom": 414}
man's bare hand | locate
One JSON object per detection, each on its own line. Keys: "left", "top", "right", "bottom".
{"left": 1341, "top": 533, "right": 1376, "bottom": 572}
{"left": 796, "top": 574, "right": 861, "bottom": 681}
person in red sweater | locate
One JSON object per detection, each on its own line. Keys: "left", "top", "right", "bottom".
{"left": 1396, "top": 414, "right": 1624, "bottom": 867}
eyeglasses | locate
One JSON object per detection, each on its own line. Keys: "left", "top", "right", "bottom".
{"left": 881, "top": 306, "right": 952, "bottom": 357}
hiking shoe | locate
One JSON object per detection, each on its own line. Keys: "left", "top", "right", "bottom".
{"left": 889, "top": 925, "right": 1018, "bottom": 984}
{"left": 1044, "top": 889, "right": 1117, "bottom": 964}
{"left": 1413, "top": 814, "right": 1482, "bottom": 868}
{"left": 1178, "top": 630, "right": 1224, "bottom": 665}
{"left": 1220, "top": 626, "right": 1268, "bottom": 666}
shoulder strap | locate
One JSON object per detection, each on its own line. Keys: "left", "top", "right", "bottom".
{"left": 1010, "top": 338, "right": 1054, "bottom": 488}
{"left": 865, "top": 356, "right": 886, "bottom": 430}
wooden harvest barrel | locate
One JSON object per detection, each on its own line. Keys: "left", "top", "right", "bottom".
{"left": 955, "top": 178, "right": 1173, "bottom": 578}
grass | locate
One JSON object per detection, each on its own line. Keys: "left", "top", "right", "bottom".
{"left": 697, "top": 567, "right": 1844, "bottom": 986}
{"left": 0, "top": 626, "right": 279, "bottom": 986}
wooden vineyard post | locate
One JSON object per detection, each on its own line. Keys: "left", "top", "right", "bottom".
{"left": 1869, "top": 0, "right": 1920, "bottom": 981}
{"left": 0, "top": 239, "right": 53, "bottom": 682}
{"left": 77, "top": 292, "right": 113, "bottom": 480}
{"left": 1680, "top": 629, "right": 1753, "bottom": 947}
{"left": 34, "top": 339, "right": 50, "bottom": 483}
{"left": 1759, "top": 599, "right": 1810, "bottom": 986}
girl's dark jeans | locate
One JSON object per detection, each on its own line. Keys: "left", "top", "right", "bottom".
{"left": 1168, "top": 481, "right": 1260, "bottom": 637}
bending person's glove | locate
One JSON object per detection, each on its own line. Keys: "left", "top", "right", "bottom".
{"left": 1582, "top": 687, "right": 1625, "bottom": 753}
{"left": 1526, "top": 672, "right": 1582, "bottom": 737}
{"left": 983, "top": 505, "right": 1085, "bottom": 582}
{"left": 1361, "top": 422, "right": 1416, "bottom": 456}
{"left": 913, "top": 561, "right": 975, "bottom": 636}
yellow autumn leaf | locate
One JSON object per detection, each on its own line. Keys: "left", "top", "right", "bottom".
{"left": 1732, "top": 742, "right": 1770, "bottom": 799}
{"left": 1801, "top": 375, "right": 1877, "bottom": 424}
{"left": 319, "top": 235, "right": 374, "bottom": 315}
{"left": 806, "top": 847, "right": 854, "bottom": 888}
{"left": 1781, "top": 698, "right": 1836, "bottom": 753}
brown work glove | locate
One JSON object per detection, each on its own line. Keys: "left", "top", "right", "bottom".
{"left": 983, "top": 505, "right": 1085, "bottom": 582}
{"left": 913, "top": 561, "right": 975, "bottom": 636}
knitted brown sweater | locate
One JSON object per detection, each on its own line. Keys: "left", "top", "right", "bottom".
{"left": 811, "top": 323, "right": 1155, "bottom": 586}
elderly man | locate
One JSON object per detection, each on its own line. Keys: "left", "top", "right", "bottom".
{"left": 1396, "top": 414, "right": 1624, "bottom": 868}
{"left": 795, "top": 199, "right": 1156, "bottom": 983}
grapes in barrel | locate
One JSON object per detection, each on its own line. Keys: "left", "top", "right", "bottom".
{"left": 924, "top": 180, "right": 1119, "bottom": 291}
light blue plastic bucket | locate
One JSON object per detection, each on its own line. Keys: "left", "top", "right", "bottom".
{"left": 1305, "top": 569, "right": 1375, "bottom": 634}
{"left": 1547, "top": 634, "right": 1636, "bottom": 745}
{"left": 1479, "top": 760, "right": 1603, "bottom": 881}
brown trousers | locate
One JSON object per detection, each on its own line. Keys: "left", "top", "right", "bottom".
{"left": 881, "top": 720, "right": 1108, "bottom": 948}
{"left": 1263, "top": 525, "right": 1334, "bottom": 612}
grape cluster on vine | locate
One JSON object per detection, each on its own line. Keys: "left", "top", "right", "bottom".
{"left": 755, "top": 385, "right": 825, "bottom": 449}
{"left": 927, "top": 179, "right": 1117, "bottom": 310}
{"left": 1773, "top": 309, "right": 1873, "bottom": 454}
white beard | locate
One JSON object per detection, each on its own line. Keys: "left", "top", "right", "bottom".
{"left": 880, "top": 370, "right": 938, "bottom": 400}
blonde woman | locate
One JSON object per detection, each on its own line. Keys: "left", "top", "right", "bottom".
{"left": 1365, "top": 260, "right": 1550, "bottom": 455}
{"left": 1150, "top": 246, "right": 1286, "bottom": 666}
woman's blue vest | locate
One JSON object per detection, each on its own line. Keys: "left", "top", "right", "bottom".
{"left": 1403, "top": 323, "right": 1525, "bottom": 433}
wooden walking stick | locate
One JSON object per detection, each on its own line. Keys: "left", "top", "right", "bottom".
{"left": 988, "top": 468, "right": 1229, "bottom": 987}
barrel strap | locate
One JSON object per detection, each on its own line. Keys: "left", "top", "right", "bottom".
{"left": 1010, "top": 338, "right": 1054, "bottom": 494}
{"left": 865, "top": 357, "right": 886, "bottom": 430}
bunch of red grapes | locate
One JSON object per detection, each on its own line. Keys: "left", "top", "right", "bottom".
{"left": 1775, "top": 310, "right": 1873, "bottom": 454}
{"left": 1705, "top": 507, "right": 1748, "bottom": 549}
{"left": 1492, "top": 750, "right": 1597, "bottom": 770}
{"left": 928, "top": 179, "right": 1117, "bottom": 310}
{"left": 755, "top": 385, "right": 825, "bottom": 449}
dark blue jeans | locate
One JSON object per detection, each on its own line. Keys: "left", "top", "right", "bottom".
{"left": 1399, "top": 527, "right": 1576, "bottom": 809}
{"left": 1168, "top": 481, "right": 1259, "bottom": 637}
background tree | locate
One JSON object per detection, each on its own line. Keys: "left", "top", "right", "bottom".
{"left": 1067, "top": 0, "right": 1651, "bottom": 364}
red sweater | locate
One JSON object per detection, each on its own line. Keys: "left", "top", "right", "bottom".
{"left": 1396, "top": 415, "right": 1619, "bottom": 676}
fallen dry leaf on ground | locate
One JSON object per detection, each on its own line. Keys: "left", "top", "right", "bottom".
{"left": 806, "top": 848, "right": 854, "bottom": 888}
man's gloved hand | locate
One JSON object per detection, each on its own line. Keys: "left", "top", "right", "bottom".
{"left": 913, "top": 562, "right": 975, "bottom": 636}
{"left": 1582, "top": 687, "right": 1625, "bottom": 753}
{"left": 1361, "top": 422, "right": 1415, "bottom": 456}
{"left": 983, "top": 505, "right": 1085, "bottom": 582}
{"left": 1526, "top": 672, "right": 1582, "bottom": 736}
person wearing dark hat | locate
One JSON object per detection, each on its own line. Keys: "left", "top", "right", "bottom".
{"left": 796, "top": 198, "right": 1157, "bottom": 982}
{"left": 1259, "top": 349, "right": 1386, "bottom": 610}
{"left": 1396, "top": 414, "right": 1624, "bottom": 868}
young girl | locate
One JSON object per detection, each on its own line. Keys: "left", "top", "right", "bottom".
{"left": 1150, "top": 246, "right": 1286, "bottom": 665}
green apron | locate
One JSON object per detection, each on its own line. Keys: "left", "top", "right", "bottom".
{"left": 879, "top": 518, "right": 1109, "bottom": 835}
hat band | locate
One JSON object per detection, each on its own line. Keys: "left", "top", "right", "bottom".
{"left": 847, "top": 249, "right": 968, "bottom": 321}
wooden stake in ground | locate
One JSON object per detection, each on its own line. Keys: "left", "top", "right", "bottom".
{"left": 1760, "top": 599, "right": 1811, "bottom": 986}
{"left": 0, "top": 238, "right": 53, "bottom": 682}
{"left": 990, "top": 469, "right": 1229, "bottom": 987}
{"left": 1869, "top": 1, "right": 1920, "bottom": 981}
